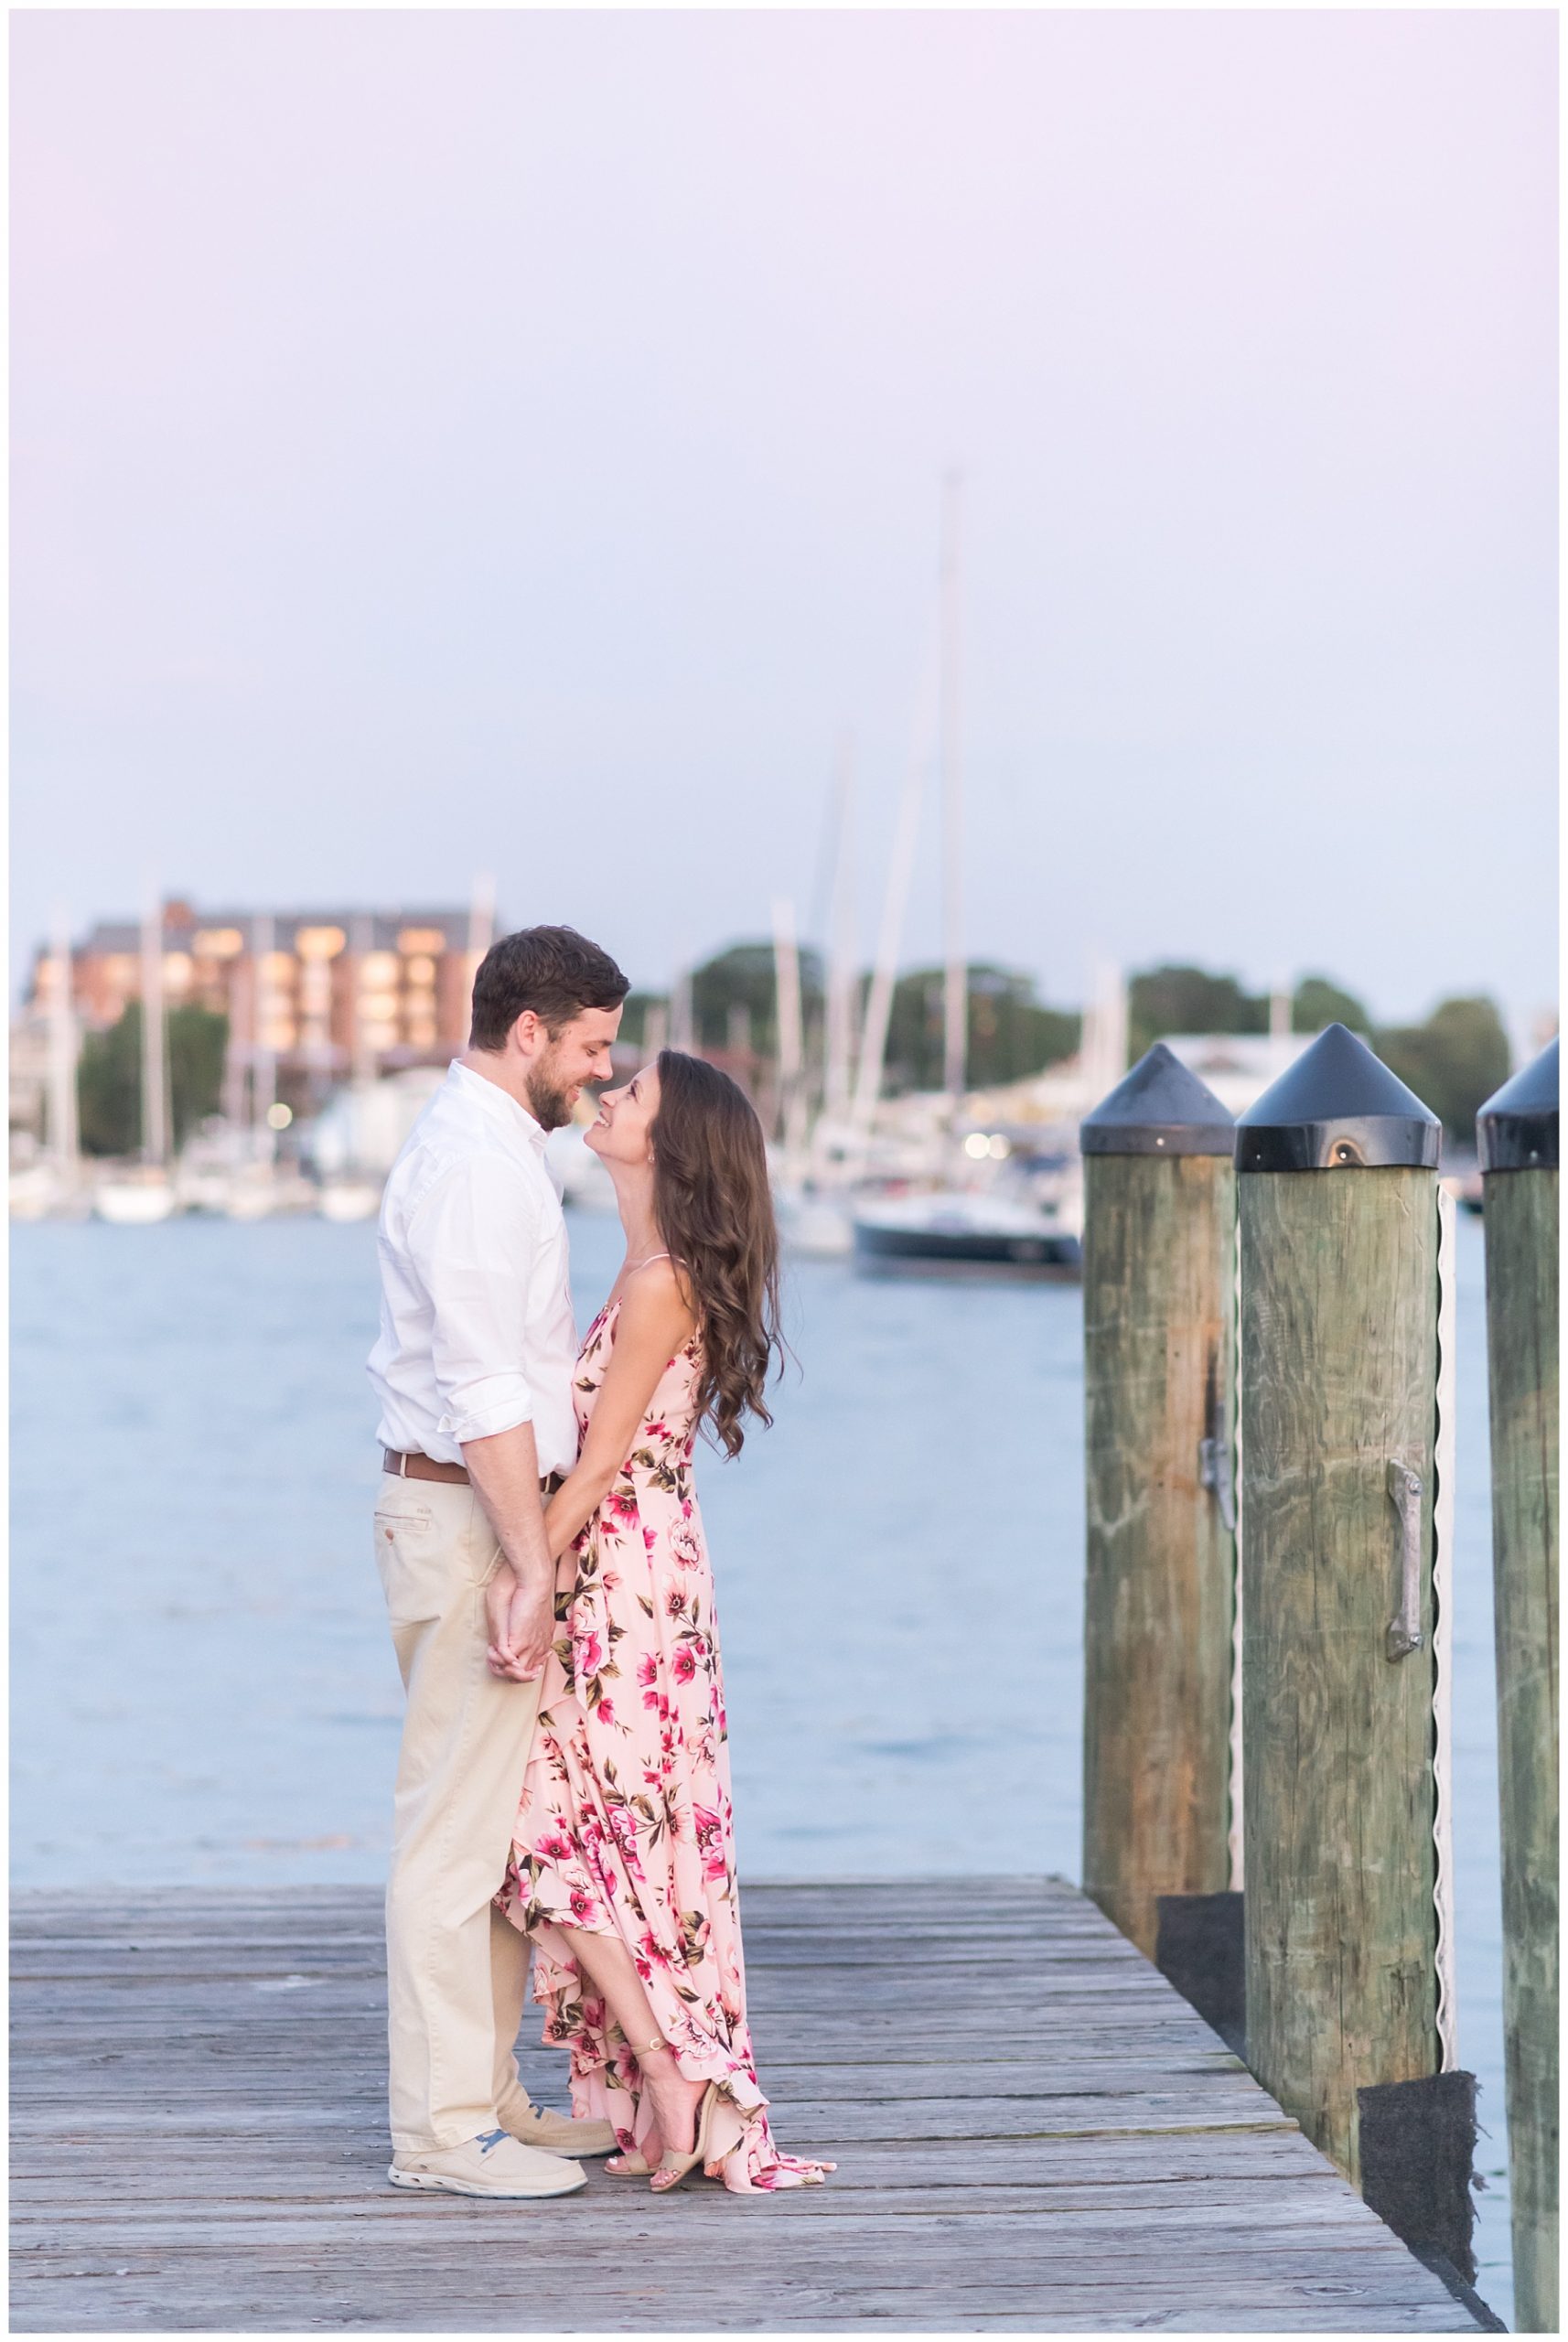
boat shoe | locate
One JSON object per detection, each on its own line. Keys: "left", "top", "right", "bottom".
{"left": 388, "top": 2129, "right": 586, "bottom": 2199}
{"left": 496, "top": 2084, "right": 618, "bottom": 2158}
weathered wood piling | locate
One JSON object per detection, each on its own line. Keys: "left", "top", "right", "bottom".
{"left": 1079, "top": 1044, "right": 1237, "bottom": 1962}
{"left": 1477, "top": 1036, "right": 1559, "bottom": 2334}
{"left": 1233, "top": 1026, "right": 1461, "bottom": 2204}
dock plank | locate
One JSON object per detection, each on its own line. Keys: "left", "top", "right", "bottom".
{"left": 10, "top": 1881, "right": 1485, "bottom": 2332}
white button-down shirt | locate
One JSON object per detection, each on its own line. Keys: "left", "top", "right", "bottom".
{"left": 368, "top": 1062, "right": 579, "bottom": 1476}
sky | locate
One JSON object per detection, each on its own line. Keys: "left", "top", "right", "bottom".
{"left": 11, "top": 9, "right": 1559, "bottom": 1034}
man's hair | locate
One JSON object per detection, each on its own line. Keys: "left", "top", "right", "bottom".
{"left": 468, "top": 925, "right": 629, "bottom": 1050}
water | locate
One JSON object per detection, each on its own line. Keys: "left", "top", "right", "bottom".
{"left": 10, "top": 1210, "right": 1511, "bottom": 2320}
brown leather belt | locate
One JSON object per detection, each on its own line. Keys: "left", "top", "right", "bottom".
{"left": 381, "top": 1449, "right": 563, "bottom": 1495}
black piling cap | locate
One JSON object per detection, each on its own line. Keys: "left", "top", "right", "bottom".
{"left": 1477, "top": 1035, "right": 1559, "bottom": 1174}
{"left": 1080, "top": 1042, "right": 1235, "bottom": 1157}
{"left": 1236, "top": 1023, "right": 1440, "bottom": 1173}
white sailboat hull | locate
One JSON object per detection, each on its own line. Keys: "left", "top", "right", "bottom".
{"left": 776, "top": 1189, "right": 855, "bottom": 1258}
{"left": 10, "top": 1166, "right": 89, "bottom": 1222}
{"left": 317, "top": 1180, "right": 382, "bottom": 1223}
{"left": 93, "top": 1178, "right": 179, "bottom": 1225}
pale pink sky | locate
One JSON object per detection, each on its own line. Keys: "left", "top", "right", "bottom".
{"left": 11, "top": 9, "right": 1558, "bottom": 1026}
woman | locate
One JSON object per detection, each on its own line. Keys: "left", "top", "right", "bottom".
{"left": 493, "top": 1050, "right": 832, "bottom": 2196}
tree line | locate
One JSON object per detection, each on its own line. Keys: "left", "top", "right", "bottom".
{"left": 70, "top": 955, "right": 1514, "bottom": 1155}
{"left": 624, "top": 949, "right": 1514, "bottom": 1141}
{"left": 1125, "top": 967, "right": 1509, "bottom": 1140}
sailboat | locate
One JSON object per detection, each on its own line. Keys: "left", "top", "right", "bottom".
{"left": 852, "top": 1186, "right": 1081, "bottom": 1278}
{"left": 220, "top": 912, "right": 313, "bottom": 1219}
{"left": 316, "top": 908, "right": 396, "bottom": 1222}
{"left": 11, "top": 917, "right": 91, "bottom": 1219}
{"left": 773, "top": 748, "right": 858, "bottom": 1258}
{"left": 773, "top": 891, "right": 856, "bottom": 1258}
{"left": 317, "top": 1175, "right": 382, "bottom": 1222}
{"left": 224, "top": 911, "right": 285, "bottom": 1219}
{"left": 94, "top": 895, "right": 179, "bottom": 1223}
{"left": 848, "top": 479, "right": 1081, "bottom": 1282}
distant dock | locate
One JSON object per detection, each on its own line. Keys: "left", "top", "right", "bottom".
{"left": 11, "top": 1879, "right": 1487, "bottom": 2333}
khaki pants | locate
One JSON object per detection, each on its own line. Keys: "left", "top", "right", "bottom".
{"left": 374, "top": 1473, "right": 541, "bottom": 2154}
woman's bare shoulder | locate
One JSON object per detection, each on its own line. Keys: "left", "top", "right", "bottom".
{"left": 621, "top": 1253, "right": 697, "bottom": 1327}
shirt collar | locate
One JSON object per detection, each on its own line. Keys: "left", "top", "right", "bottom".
{"left": 447, "top": 1060, "right": 549, "bottom": 1154}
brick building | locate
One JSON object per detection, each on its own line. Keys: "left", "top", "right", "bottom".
{"left": 25, "top": 901, "right": 490, "bottom": 1109}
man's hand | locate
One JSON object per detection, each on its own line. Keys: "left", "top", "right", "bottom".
{"left": 464, "top": 1421, "right": 555, "bottom": 1683}
{"left": 485, "top": 1564, "right": 554, "bottom": 1683}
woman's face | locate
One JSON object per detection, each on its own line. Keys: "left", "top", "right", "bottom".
{"left": 585, "top": 1063, "right": 661, "bottom": 1168}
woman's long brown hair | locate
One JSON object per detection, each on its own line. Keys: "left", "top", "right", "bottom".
{"left": 650, "top": 1049, "right": 782, "bottom": 1457}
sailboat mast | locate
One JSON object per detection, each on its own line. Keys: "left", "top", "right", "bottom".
{"left": 467, "top": 873, "right": 497, "bottom": 978}
{"left": 47, "top": 911, "right": 79, "bottom": 1176}
{"left": 252, "top": 913, "right": 277, "bottom": 1151}
{"left": 140, "top": 890, "right": 169, "bottom": 1166}
{"left": 670, "top": 959, "right": 694, "bottom": 1053}
{"left": 771, "top": 895, "right": 807, "bottom": 1163}
{"left": 850, "top": 697, "right": 928, "bottom": 1143}
{"left": 940, "top": 470, "right": 965, "bottom": 1112}
{"left": 349, "top": 914, "right": 376, "bottom": 1088}
{"left": 822, "top": 735, "right": 858, "bottom": 1127}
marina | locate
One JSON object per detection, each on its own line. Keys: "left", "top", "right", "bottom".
{"left": 12, "top": 14, "right": 1556, "bottom": 2335}
{"left": 8, "top": 1202, "right": 1525, "bottom": 2318}
{"left": 5, "top": 544, "right": 1550, "bottom": 2338}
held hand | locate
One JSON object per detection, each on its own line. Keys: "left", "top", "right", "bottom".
{"left": 483, "top": 1564, "right": 521, "bottom": 1678}
{"left": 485, "top": 1566, "right": 553, "bottom": 1683}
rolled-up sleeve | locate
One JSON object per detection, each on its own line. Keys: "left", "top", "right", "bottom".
{"left": 405, "top": 1154, "right": 540, "bottom": 1446}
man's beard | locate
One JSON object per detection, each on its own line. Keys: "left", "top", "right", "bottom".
{"left": 524, "top": 1055, "right": 576, "bottom": 1133}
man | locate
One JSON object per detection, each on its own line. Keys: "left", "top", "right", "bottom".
{"left": 367, "top": 924, "right": 629, "bottom": 2199}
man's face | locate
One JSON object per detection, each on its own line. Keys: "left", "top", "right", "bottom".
{"left": 523, "top": 1004, "right": 622, "bottom": 1132}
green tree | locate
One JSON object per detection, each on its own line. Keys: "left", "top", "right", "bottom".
{"left": 77, "top": 1005, "right": 141, "bottom": 1156}
{"left": 1127, "top": 965, "right": 1268, "bottom": 1061}
{"left": 167, "top": 1004, "right": 229, "bottom": 1144}
{"left": 77, "top": 1001, "right": 230, "bottom": 1156}
{"left": 618, "top": 991, "right": 667, "bottom": 1051}
{"left": 883, "top": 963, "right": 1079, "bottom": 1092}
{"left": 1293, "top": 975, "right": 1370, "bottom": 1035}
{"left": 1373, "top": 997, "right": 1511, "bottom": 1143}
{"left": 690, "top": 942, "right": 825, "bottom": 1055}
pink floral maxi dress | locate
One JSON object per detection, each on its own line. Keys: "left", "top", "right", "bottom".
{"left": 497, "top": 1295, "right": 830, "bottom": 2192}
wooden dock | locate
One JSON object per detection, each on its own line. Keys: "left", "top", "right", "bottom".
{"left": 12, "top": 1878, "right": 1487, "bottom": 2333}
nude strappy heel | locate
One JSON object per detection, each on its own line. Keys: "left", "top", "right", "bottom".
{"left": 650, "top": 2080, "right": 722, "bottom": 2194}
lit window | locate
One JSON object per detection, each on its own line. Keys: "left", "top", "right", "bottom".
{"left": 398, "top": 927, "right": 447, "bottom": 955}
{"left": 360, "top": 952, "right": 400, "bottom": 987}
{"left": 295, "top": 926, "right": 347, "bottom": 962}
{"left": 405, "top": 955, "right": 436, "bottom": 985}
{"left": 163, "top": 953, "right": 193, "bottom": 991}
{"left": 193, "top": 928, "right": 244, "bottom": 959}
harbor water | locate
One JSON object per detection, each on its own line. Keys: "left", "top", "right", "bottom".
{"left": 10, "top": 1210, "right": 1512, "bottom": 2320}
